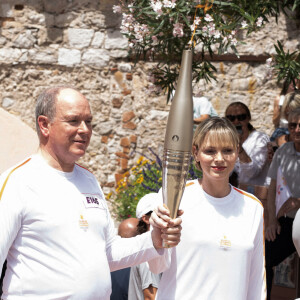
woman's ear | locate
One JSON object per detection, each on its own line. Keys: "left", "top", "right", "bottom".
{"left": 192, "top": 145, "right": 198, "bottom": 161}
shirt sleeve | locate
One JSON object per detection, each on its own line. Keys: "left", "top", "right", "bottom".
{"left": 246, "top": 206, "right": 266, "bottom": 300}
{"left": 148, "top": 247, "right": 172, "bottom": 274}
{"left": 267, "top": 147, "right": 280, "bottom": 180}
{"left": 139, "top": 262, "right": 160, "bottom": 290}
{"left": 0, "top": 173, "right": 23, "bottom": 275}
{"left": 104, "top": 206, "right": 165, "bottom": 272}
{"left": 239, "top": 132, "right": 270, "bottom": 179}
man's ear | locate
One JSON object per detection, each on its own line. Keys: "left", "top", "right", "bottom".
{"left": 38, "top": 115, "right": 50, "bottom": 138}
{"left": 142, "top": 215, "right": 151, "bottom": 225}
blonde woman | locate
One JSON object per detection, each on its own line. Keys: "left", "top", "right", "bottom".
{"left": 150, "top": 117, "right": 266, "bottom": 300}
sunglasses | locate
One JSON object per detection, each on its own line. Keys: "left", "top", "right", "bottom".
{"left": 226, "top": 114, "right": 247, "bottom": 122}
{"left": 288, "top": 122, "right": 300, "bottom": 130}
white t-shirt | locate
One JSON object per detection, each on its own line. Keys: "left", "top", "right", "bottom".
{"left": 150, "top": 180, "right": 266, "bottom": 300}
{"left": 193, "top": 97, "right": 218, "bottom": 130}
{"left": 235, "top": 130, "right": 270, "bottom": 186}
{"left": 0, "top": 155, "right": 162, "bottom": 300}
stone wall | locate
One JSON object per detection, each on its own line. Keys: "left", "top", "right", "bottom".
{"left": 0, "top": 0, "right": 299, "bottom": 198}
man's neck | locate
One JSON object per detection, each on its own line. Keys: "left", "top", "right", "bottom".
{"left": 38, "top": 147, "right": 75, "bottom": 172}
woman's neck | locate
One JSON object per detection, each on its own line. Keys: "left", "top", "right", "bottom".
{"left": 199, "top": 178, "right": 231, "bottom": 198}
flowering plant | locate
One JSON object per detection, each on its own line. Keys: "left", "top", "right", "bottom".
{"left": 114, "top": 0, "right": 299, "bottom": 100}
{"left": 111, "top": 148, "right": 202, "bottom": 221}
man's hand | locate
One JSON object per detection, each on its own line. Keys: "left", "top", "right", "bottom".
{"left": 150, "top": 205, "right": 183, "bottom": 249}
{"left": 265, "top": 219, "right": 281, "bottom": 242}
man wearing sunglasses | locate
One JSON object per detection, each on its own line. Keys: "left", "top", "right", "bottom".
{"left": 266, "top": 107, "right": 300, "bottom": 300}
{"left": 225, "top": 102, "right": 270, "bottom": 187}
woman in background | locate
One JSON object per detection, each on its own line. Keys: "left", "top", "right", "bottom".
{"left": 225, "top": 101, "right": 270, "bottom": 187}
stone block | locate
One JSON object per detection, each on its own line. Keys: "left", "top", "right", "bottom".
{"left": 94, "top": 121, "right": 114, "bottom": 135}
{"left": 126, "top": 73, "right": 133, "bottom": 80}
{"left": 115, "top": 152, "right": 129, "bottom": 159}
{"left": 68, "top": 28, "right": 94, "bottom": 49}
{"left": 110, "top": 50, "right": 128, "bottom": 58}
{"left": 122, "top": 111, "right": 135, "bottom": 123}
{"left": 29, "top": 49, "right": 57, "bottom": 64}
{"left": 122, "top": 89, "right": 132, "bottom": 96}
{"left": 112, "top": 97, "right": 123, "bottom": 108}
{"left": 82, "top": 49, "right": 110, "bottom": 68}
{"left": 58, "top": 48, "right": 81, "bottom": 66}
{"left": 121, "top": 158, "right": 128, "bottom": 170}
{"left": 2, "top": 97, "right": 14, "bottom": 108}
{"left": 130, "top": 135, "right": 137, "bottom": 144}
{"left": 122, "top": 121, "right": 136, "bottom": 130}
{"left": 105, "top": 30, "right": 128, "bottom": 49}
{"left": 0, "top": 37, "right": 6, "bottom": 45}
{"left": 91, "top": 31, "right": 105, "bottom": 48}
{"left": 29, "top": 13, "right": 46, "bottom": 25}
{"left": 0, "top": 48, "right": 21, "bottom": 63}
{"left": 19, "top": 51, "right": 28, "bottom": 62}
{"left": 120, "top": 137, "right": 130, "bottom": 147}
{"left": 123, "top": 147, "right": 130, "bottom": 154}
{"left": 115, "top": 173, "right": 125, "bottom": 184}
{"left": 13, "top": 30, "right": 36, "bottom": 48}
{"left": 101, "top": 135, "right": 108, "bottom": 143}
{"left": 118, "top": 63, "right": 132, "bottom": 73}
{"left": 107, "top": 174, "right": 115, "bottom": 184}
{"left": 146, "top": 110, "right": 169, "bottom": 121}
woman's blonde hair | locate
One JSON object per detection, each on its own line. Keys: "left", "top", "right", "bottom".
{"left": 192, "top": 117, "right": 239, "bottom": 170}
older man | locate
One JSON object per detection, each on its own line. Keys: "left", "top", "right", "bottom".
{"left": 265, "top": 107, "right": 300, "bottom": 300}
{"left": 0, "top": 86, "right": 181, "bottom": 300}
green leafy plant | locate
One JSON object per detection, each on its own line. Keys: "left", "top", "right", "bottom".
{"left": 111, "top": 148, "right": 202, "bottom": 221}
{"left": 272, "top": 41, "right": 300, "bottom": 93}
{"left": 114, "top": 0, "right": 300, "bottom": 100}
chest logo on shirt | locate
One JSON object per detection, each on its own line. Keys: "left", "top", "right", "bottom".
{"left": 220, "top": 235, "right": 231, "bottom": 249}
{"left": 82, "top": 193, "right": 105, "bottom": 209}
{"left": 79, "top": 214, "right": 89, "bottom": 230}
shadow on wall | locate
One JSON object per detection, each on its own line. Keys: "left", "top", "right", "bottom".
{"left": 0, "top": 108, "right": 38, "bottom": 174}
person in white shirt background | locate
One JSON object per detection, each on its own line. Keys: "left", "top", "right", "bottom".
{"left": 266, "top": 108, "right": 300, "bottom": 300}
{"left": 225, "top": 101, "right": 270, "bottom": 187}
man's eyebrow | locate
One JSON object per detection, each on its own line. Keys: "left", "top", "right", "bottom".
{"left": 64, "top": 114, "right": 93, "bottom": 119}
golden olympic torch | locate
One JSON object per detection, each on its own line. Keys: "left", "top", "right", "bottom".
{"left": 162, "top": 49, "right": 193, "bottom": 228}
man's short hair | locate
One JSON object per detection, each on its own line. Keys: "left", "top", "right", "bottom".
{"left": 35, "top": 85, "right": 78, "bottom": 136}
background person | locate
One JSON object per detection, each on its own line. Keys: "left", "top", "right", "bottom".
{"left": 171, "top": 89, "right": 218, "bottom": 131}
{"left": 268, "top": 90, "right": 300, "bottom": 162}
{"left": 110, "top": 218, "right": 139, "bottom": 300}
{"left": 225, "top": 101, "right": 270, "bottom": 187}
{"left": 193, "top": 95, "right": 218, "bottom": 130}
{"left": 265, "top": 107, "right": 300, "bottom": 300}
{"left": 150, "top": 117, "right": 266, "bottom": 299}
{"left": 128, "top": 193, "right": 161, "bottom": 300}
{"left": 0, "top": 86, "right": 182, "bottom": 300}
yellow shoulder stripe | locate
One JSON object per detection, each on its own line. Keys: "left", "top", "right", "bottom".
{"left": 0, "top": 158, "right": 31, "bottom": 201}
{"left": 233, "top": 186, "right": 263, "bottom": 208}
{"left": 185, "top": 182, "right": 195, "bottom": 187}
